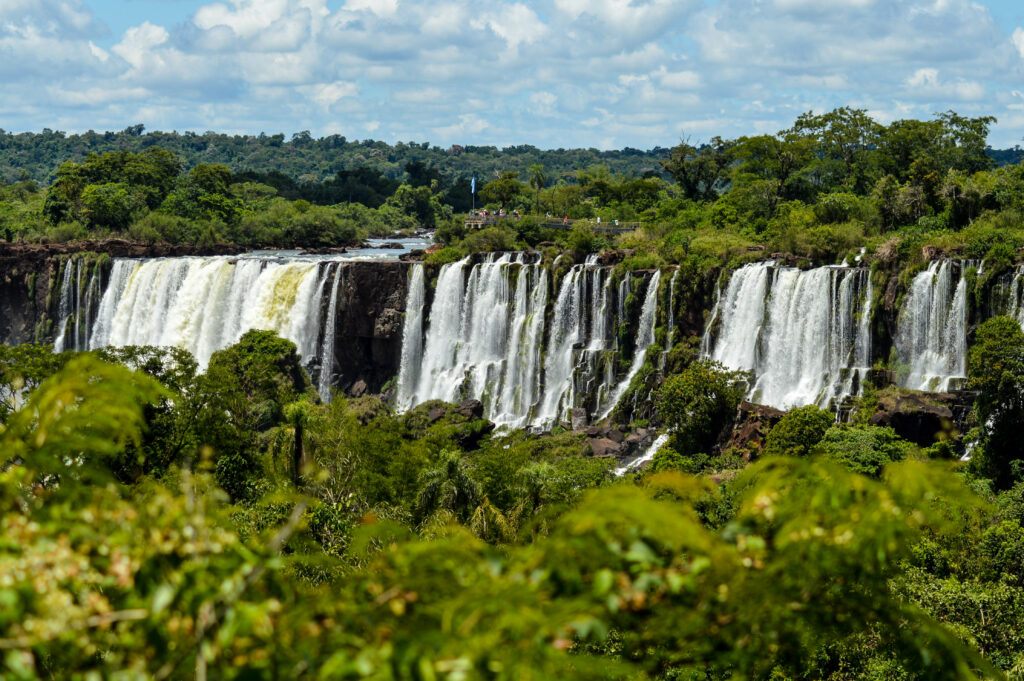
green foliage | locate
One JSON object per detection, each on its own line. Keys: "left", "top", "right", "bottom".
{"left": 968, "top": 316, "right": 1024, "bottom": 489}
{"left": 763, "top": 405, "right": 834, "bottom": 458}
{"left": 812, "top": 424, "right": 912, "bottom": 477}
{"left": 657, "top": 359, "right": 746, "bottom": 456}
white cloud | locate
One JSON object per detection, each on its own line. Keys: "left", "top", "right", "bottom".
{"left": 1014, "top": 27, "right": 1024, "bottom": 58}
{"left": 1, "top": 0, "right": 1023, "bottom": 148}
{"left": 111, "top": 22, "right": 169, "bottom": 69}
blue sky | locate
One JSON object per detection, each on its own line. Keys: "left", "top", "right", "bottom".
{"left": 3, "top": 0, "right": 1024, "bottom": 149}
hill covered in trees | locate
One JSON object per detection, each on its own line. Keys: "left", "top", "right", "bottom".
{"left": 0, "top": 125, "right": 671, "bottom": 187}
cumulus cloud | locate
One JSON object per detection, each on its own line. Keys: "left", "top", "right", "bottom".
{"left": 2, "top": 0, "right": 1024, "bottom": 148}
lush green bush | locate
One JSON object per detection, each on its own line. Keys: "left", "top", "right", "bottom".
{"left": 763, "top": 405, "right": 834, "bottom": 458}
{"left": 813, "top": 424, "right": 911, "bottom": 477}
{"left": 657, "top": 359, "right": 746, "bottom": 457}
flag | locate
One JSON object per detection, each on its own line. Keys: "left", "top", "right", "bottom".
{"left": 470, "top": 176, "right": 476, "bottom": 194}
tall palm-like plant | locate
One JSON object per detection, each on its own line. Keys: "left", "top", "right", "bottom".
{"left": 528, "top": 163, "right": 546, "bottom": 215}
{"left": 415, "top": 449, "right": 482, "bottom": 523}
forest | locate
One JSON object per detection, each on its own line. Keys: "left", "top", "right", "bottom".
{"left": 2, "top": 108, "right": 1024, "bottom": 680}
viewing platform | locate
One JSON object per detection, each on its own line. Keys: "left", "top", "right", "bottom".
{"left": 464, "top": 213, "right": 639, "bottom": 234}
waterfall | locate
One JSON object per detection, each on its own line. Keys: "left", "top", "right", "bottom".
{"left": 317, "top": 264, "right": 344, "bottom": 402}
{"left": 895, "top": 260, "right": 970, "bottom": 392}
{"left": 614, "top": 433, "right": 670, "bottom": 476}
{"left": 700, "top": 278, "right": 721, "bottom": 357}
{"left": 395, "top": 263, "right": 425, "bottom": 410}
{"left": 661, "top": 267, "right": 680, "bottom": 369}
{"left": 704, "top": 261, "right": 872, "bottom": 410}
{"left": 396, "top": 254, "right": 664, "bottom": 429}
{"left": 537, "top": 264, "right": 586, "bottom": 427}
{"left": 53, "top": 257, "right": 101, "bottom": 353}
{"left": 402, "top": 254, "right": 552, "bottom": 429}
{"left": 597, "top": 270, "right": 661, "bottom": 421}
{"left": 1005, "top": 266, "right": 1024, "bottom": 329}
{"left": 52, "top": 260, "right": 75, "bottom": 352}
{"left": 86, "top": 256, "right": 334, "bottom": 371}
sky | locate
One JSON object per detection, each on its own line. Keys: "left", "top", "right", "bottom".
{"left": 3, "top": 0, "right": 1024, "bottom": 150}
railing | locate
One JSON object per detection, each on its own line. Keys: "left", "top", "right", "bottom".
{"left": 464, "top": 214, "right": 640, "bottom": 234}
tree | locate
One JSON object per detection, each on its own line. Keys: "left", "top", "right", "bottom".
{"left": 480, "top": 171, "right": 525, "bottom": 209}
{"left": 968, "top": 316, "right": 1024, "bottom": 489}
{"left": 763, "top": 405, "right": 834, "bottom": 458}
{"left": 662, "top": 137, "right": 729, "bottom": 202}
{"left": 528, "top": 163, "right": 547, "bottom": 215}
{"left": 656, "top": 360, "right": 746, "bottom": 456}
{"left": 415, "top": 449, "right": 482, "bottom": 523}
{"left": 283, "top": 400, "right": 312, "bottom": 485}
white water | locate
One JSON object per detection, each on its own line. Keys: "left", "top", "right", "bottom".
{"left": 895, "top": 260, "right": 970, "bottom": 392}
{"left": 396, "top": 255, "right": 665, "bottom": 429}
{"left": 53, "top": 257, "right": 102, "bottom": 353}
{"left": 317, "top": 264, "right": 344, "bottom": 402}
{"left": 704, "top": 261, "right": 872, "bottom": 410}
{"left": 597, "top": 269, "right": 661, "bottom": 420}
{"left": 89, "top": 257, "right": 325, "bottom": 369}
{"left": 395, "top": 263, "right": 426, "bottom": 410}
{"left": 661, "top": 267, "right": 680, "bottom": 369}
{"left": 614, "top": 433, "right": 670, "bottom": 476}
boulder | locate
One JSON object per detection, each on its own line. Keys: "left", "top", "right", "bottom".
{"left": 718, "top": 401, "right": 786, "bottom": 459}
{"left": 428, "top": 406, "right": 445, "bottom": 424}
{"left": 349, "top": 380, "right": 368, "bottom": 398}
{"left": 457, "top": 399, "right": 485, "bottom": 420}
{"left": 588, "top": 438, "right": 622, "bottom": 458}
{"left": 869, "top": 393, "right": 956, "bottom": 446}
{"left": 569, "top": 407, "right": 588, "bottom": 430}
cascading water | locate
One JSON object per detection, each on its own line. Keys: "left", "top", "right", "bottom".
{"left": 596, "top": 269, "right": 661, "bottom": 420}
{"left": 395, "top": 263, "right": 426, "bottom": 411}
{"left": 895, "top": 260, "right": 970, "bottom": 392}
{"left": 317, "top": 264, "right": 344, "bottom": 402}
{"left": 54, "top": 257, "right": 102, "bottom": 353}
{"left": 51, "top": 255, "right": 350, "bottom": 392}
{"left": 1003, "top": 265, "right": 1024, "bottom": 329}
{"left": 661, "top": 267, "right": 680, "bottom": 370}
{"left": 395, "top": 254, "right": 664, "bottom": 429}
{"left": 403, "top": 254, "right": 550, "bottom": 429}
{"left": 52, "top": 260, "right": 75, "bottom": 353}
{"left": 704, "top": 261, "right": 872, "bottom": 410}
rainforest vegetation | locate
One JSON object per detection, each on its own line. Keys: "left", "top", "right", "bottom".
{"left": 3, "top": 109, "right": 1024, "bottom": 679}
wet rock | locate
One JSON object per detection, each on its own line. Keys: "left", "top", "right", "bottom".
{"left": 588, "top": 438, "right": 622, "bottom": 458}
{"left": 373, "top": 308, "right": 403, "bottom": 339}
{"left": 869, "top": 393, "right": 956, "bottom": 446}
{"left": 400, "top": 249, "right": 425, "bottom": 261}
{"left": 569, "top": 407, "right": 588, "bottom": 430}
{"left": 349, "top": 380, "right": 368, "bottom": 398}
{"left": 457, "top": 399, "right": 484, "bottom": 420}
{"left": 718, "top": 401, "right": 786, "bottom": 459}
{"left": 428, "top": 406, "right": 445, "bottom": 423}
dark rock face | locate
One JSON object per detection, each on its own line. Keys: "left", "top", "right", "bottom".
{"left": 457, "top": 399, "right": 484, "bottom": 419}
{"left": 588, "top": 437, "right": 622, "bottom": 458}
{"left": 718, "top": 401, "right": 786, "bottom": 459}
{"left": 329, "top": 261, "right": 411, "bottom": 396}
{"left": 0, "top": 246, "right": 414, "bottom": 400}
{"left": 869, "top": 393, "right": 957, "bottom": 446}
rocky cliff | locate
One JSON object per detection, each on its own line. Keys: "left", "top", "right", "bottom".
{"left": 0, "top": 242, "right": 412, "bottom": 397}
